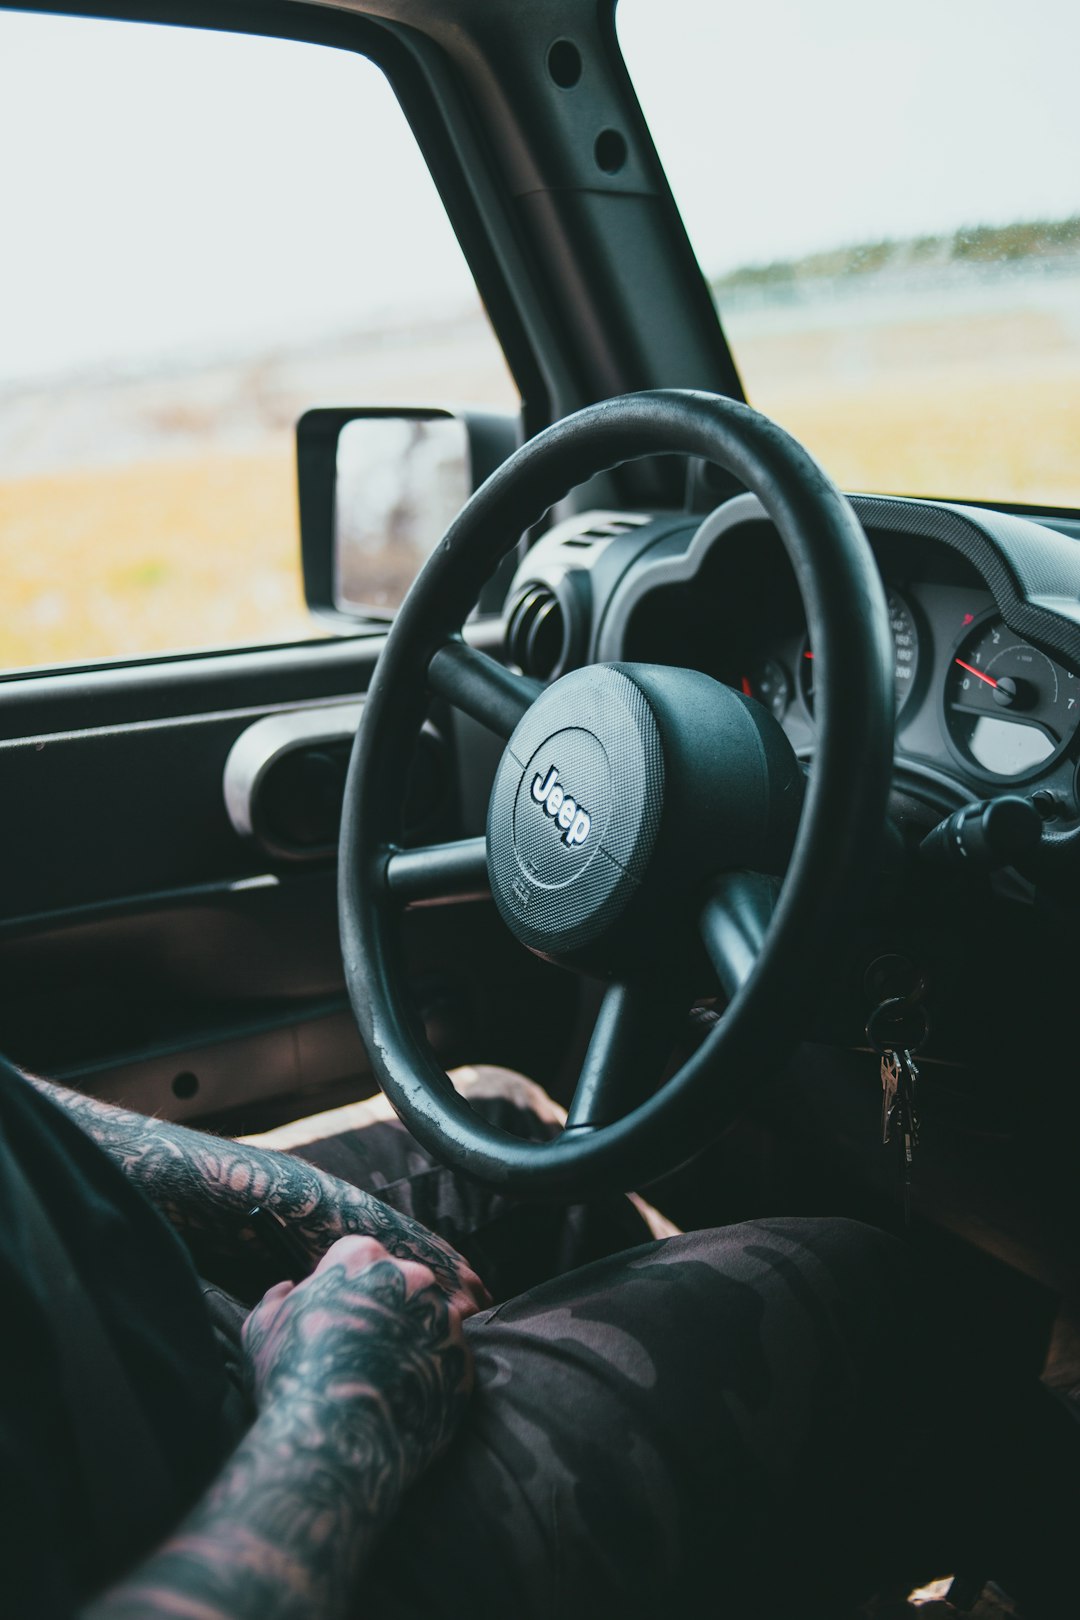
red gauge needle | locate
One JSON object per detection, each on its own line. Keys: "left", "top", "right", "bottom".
{"left": 954, "top": 657, "right": 998, "bottom": 689}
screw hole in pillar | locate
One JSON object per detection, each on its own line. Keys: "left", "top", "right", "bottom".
{"left": 547, "top": 39, "right": 582, "bottom": 88}
{"left": 594, "top": 128, "right": 627, "bottom": 174}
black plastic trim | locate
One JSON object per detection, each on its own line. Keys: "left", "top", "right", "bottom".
{"left": 850, "top": 496, "right": 1080, "bottom": 675}
{"left": 0, "top": 637, "right": 379, "bottom": 742}
{"left": 599, "top": 491, "right": 1080, "bottom": 684}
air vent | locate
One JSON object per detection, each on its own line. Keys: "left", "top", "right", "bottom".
{"left": 506, "top": 581, "right": 566, "bottom": 680}
{"left": 574, "top": 514, "right": 648, "bottom": 539}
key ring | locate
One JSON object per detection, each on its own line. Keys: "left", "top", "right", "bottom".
{"left": 865, "top": 996, "right": 930, "bottom": 1056}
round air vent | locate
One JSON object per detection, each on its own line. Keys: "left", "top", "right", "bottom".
{"left": 505, "top": 581, "right": 567, "bottom": 680}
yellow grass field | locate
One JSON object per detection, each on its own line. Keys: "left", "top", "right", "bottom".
{"left": 1, "top": 347, "right": 1079, "bottom": 672}
{"left": 0, "top": 441, "right": 314, "bottom": 671}
{"left": 761, "top": 359, "right": 1080, "bottom": 510}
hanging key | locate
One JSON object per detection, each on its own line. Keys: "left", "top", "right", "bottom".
{"left": 879, "top": 1050, "right": 900, "bottom": 1145}
{"left": 866, "top": 997, "right": 929, "bottom": 1224}
{"left": 893, "top": 1047, "right": 920, "bottom": 1224}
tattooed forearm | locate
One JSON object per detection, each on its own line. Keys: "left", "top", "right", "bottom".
{"left": 85, "top": 1242, "right": 473, "bottom": 1620}
{"left": 84, "top": 1403, "right": 382, "bottom": 1620}
{"left": 28, "top": 1074, "right": 486, "bottom": 1307}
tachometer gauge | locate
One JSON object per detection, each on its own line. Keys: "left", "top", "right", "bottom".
{"left": 944, "top": 615, "right": 1080, "bottom": 779}
{"left": 742, "top": 657, "right": 791, "bottom": 720}
{"left": 799, "top": 590, "right": 920, "bottom": 716}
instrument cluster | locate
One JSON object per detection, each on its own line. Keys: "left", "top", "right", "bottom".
{"left": 738, "top": 556, "right": 1080, "bottom": 800}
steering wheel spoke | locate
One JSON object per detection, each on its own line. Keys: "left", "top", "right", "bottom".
{"left": 564, "top": 981, "right": 687, "bottom": 1131}
{"left": 699, "top": 871, "right": 780, "bottom": 1003}
{"left": 382, "top": 836, "right": 489, "bottom": 907}
{"left": 427, "top": 637, "right": 541, "bottom": 739}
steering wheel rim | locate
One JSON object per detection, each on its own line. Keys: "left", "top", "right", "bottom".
{"left": 338, "top": 389, "right": 894, "bottom": 1197}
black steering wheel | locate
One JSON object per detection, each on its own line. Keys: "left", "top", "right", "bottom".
{"left": 338, "top": 390, "right": 894, "bottom": 1198}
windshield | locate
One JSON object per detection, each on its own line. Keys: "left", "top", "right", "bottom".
{"left": 619, "top": 0, "right": 1080, "bottom": 510}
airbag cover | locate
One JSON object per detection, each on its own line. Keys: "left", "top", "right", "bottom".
{"left": 487, "top": 665, "right": 664, "bottom": 957}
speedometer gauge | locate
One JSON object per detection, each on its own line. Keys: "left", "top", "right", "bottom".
{"left": 889, "top": 591, "right": 919, "bottom": 712}
{"left": 944, "top": 615, "right": 1080, "bottom": 779}
{"left": 799, "top": 589, "right": 920, "bottom": 716}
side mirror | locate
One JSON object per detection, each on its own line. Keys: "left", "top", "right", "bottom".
{"left": 296, "top": 406, "right": 521, "bottom": 628}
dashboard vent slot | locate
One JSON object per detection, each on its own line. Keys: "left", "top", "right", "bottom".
{"left": 575, "top": 514, "right": 648, "bottom": 539}
{"left": 505, "top": 582, "right": 566, "bottom": 680}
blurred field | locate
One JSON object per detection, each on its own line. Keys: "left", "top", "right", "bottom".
{"left": 0, "top": 305, "right": 515, "bottom": 670}
{"left": 0, "top": 441, "right": 312, "bottom": 670}
{"left": 1, "top": 279, "right": 1079, "bottom": 671}
{"left": 757, "top": 358, "right": 1080, "bottom": 510}
{"left": 732, "top": 289, "right": 1080, "bottom": 506}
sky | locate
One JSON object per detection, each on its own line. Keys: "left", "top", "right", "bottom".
{"left": 0, "top": 12, "right": 474, "bottom": 381}
{"left": 620, "top": 0, "right": 1080, "bottom": 272}
{"left": 1, "top": 0, "right": 1077, "bottom": 384}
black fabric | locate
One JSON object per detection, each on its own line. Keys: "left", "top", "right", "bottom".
{"left": 0, "top": 1060, "right": 230, "bottom": 1616}
{"left": 370, "top": 1219, "right": 919, "bottom": 1620}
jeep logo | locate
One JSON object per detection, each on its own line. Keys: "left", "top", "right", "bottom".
{"left": 530, "top": 765, "right": 591, "bottom": 848}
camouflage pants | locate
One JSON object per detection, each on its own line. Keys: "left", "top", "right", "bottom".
{"left": 242, "top": 1071, "right": 920, "bottom": 1619}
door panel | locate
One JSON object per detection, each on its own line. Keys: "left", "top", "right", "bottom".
{"left": 0, "top": 641, "right": 385, "bottom": 918}
{"left": 0, "top": 632, "right": 570, "bottom": 1127}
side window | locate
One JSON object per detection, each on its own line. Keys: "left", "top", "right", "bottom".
{"left": 0, "top": 12, "right": 517, "bottom": 673}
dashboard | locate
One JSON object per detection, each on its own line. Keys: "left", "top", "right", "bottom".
{"left": 505, "top": 492, "right": 1080, "bottom": 831}
{"left": 504, "top": 488, "right": 1080, "bottom": 1365}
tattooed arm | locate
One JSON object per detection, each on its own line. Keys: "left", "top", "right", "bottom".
{"left": 85, "top": 1235, "right": 473, "bottom": 1620}
{"left": 26, "top": 1073, "right": 487, "bottom": 1309}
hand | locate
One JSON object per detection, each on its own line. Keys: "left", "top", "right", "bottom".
{"left": 355, "top": 1206, "right": 493, "bottom": 1317}
{"left": 235, "top": 1149, "right": 493, "bottom": 1315}
{"left": 242, "top": 1235, "right": 478, "bottom": 1499}
{"left": 297, "top": 1187, "right": 493, "bottom": 1316}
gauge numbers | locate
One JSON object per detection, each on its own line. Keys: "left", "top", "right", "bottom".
{"left": 944, "top": 616, "right": 1080, "bottom": 779}
{"left": 890, "top": 591, "right": 919, "bottom": 709}
{"left": 799, "top": 590, "right": 920, "bottom": 716}
{"left": 743, "top": 658, "right": 791, "bottom": 720}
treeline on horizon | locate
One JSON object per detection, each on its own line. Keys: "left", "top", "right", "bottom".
{"left": 712, "top": 214, "right": 1080, "bottom": 296}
